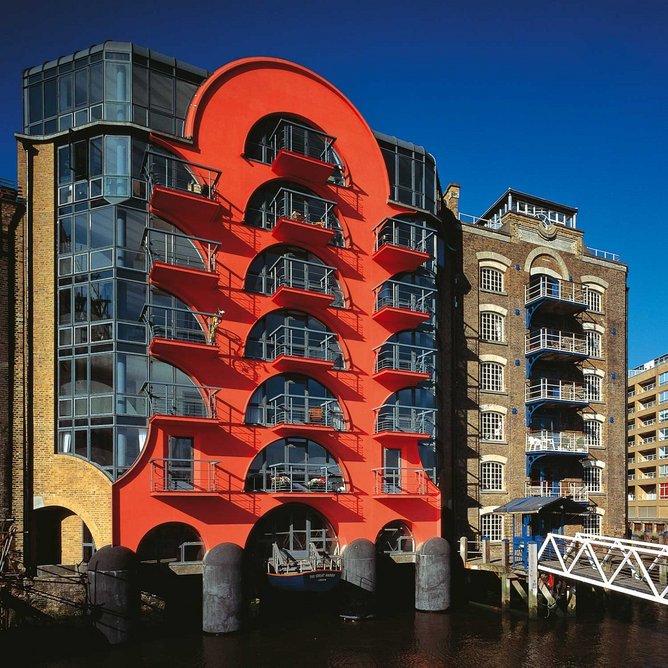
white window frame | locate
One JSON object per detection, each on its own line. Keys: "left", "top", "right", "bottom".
{"left": 480, "top": 513, "right": 504, "bottom": 541}
{"left": 583, "top": 513, "right": 601, "bottom": 535}
{"left": 480, "top": 312, "right": 504, "bottom": 343}
{"left": 480, "top": 267, "right": 504, "bottom": 293}
{"left": 481, "top": 461, "right": 504, "bottom": 491}
{"left": 585, "top": 374, "right": 602, "bottom": 402}
{"left": 584, "top": 466, "right": 602, "bottom": 493}
{"left": 584, "top": 420, "right": 602, "bottom": 448}
{"left": 480, "top": 362, "right": 504, "bottom": 392}
{"left": 481, "top": 411, "right": 504, "bottom": 442}
{"left": 585, "top": 331, "right": 602, "bottom": 358}
{"left": 584, "top": 286, "right": 603, "bottom": 313}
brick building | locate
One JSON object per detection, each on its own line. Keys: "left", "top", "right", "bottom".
{"left": 445, "top": 186, "right": 627, "bottom": 552}
{"left": 627, "top": 354, "right": 668, "bottom": 535}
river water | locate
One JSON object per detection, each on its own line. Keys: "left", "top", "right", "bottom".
{"left": 20, "top": 599, "right": 668, "bottom": 668}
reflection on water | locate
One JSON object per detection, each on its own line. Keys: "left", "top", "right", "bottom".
{"left": 29, "top": 601, "right": 668, "bottom": 668}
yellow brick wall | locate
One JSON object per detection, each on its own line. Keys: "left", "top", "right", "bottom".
{"left": 14, "top": 139, "right": 113, "bottom": 562}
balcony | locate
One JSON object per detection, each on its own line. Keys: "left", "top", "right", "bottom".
{"left": 525, "top": 431, "right": 588, "bottom": 454}
{"left": 253, "top": 394, "right": 345, "bottom": 434}
{"left": 266, "top": 119, "right": 339, "bottom": 183}
{"left": 267, "top": 256, "right": 339, "bottom": 309}
{"left": 524, "top": 481, "right": 589, "bottom": 502}
{"left": 150, "top": 458, "right": 227, "bottom": 495}
{"left": 638, "top": 454, "right": 657, "bottom": 462}
{"left": 524, "top": 276, "right": 588, "bottom": 326}
{"left": 143, "top": 228, "right": 219, "bottom": 307}
{"left": 143, "top": 382, "right": 220, "bottom": 424}
{"left": 373, "top": 341, "right": 435, "bottom": 388}
{"left": 142, "top": 304, "right": 218, "bottom": 368}
{"left": 640, "top": 383, "right": 656, "bottom": 393}
{"left": 372, "top": 218, "right": 434, "bottom": 272}
{"left": 259, "top": 463, "right": 346, "bottom": 495}
{"left": 373, "top": 280, "right": 435, "bottom": 329}
{"left": 374, "top": 405, "right": 436, "bottom": 442}
{"left": 144, "top": 151, "right": 221, "bottom": 234}
{"left": 250, "top": 188, "right": 339, "bottom": 246}
{"left": 525, "top": 378, "right": 588, "bottom": 424}
{"left": 265, "top": 324, "right": 341, "bottom": 372}
{"left": 640, "top": 436, "right": 657, "bottom": 445}
{"left": 525, "top": 329, "right": 588, "bottom": 374}
{"left": 372, "top": 468, "right": 432, "bottom": 496}
{"left": 638, "top": 401, "right": 657, "bottom": 411}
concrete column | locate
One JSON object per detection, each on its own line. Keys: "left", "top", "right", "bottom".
{"left": 342, "top": 538, "right": 375, "bottom": 592}
{"left": 416, "top": 537, "right": 451, "bottom": 612}
{"left": 459, "top": 537, "right": 468, "bottom": 565}
{"left": 482, "top": 537, "right": 490, "bottom": 564}
{"left": 203, "top": 543, "right": 243, "bottom": 634}
{"left": 527, "top": 542, "right": 538, "bottom": 619}
{"left": 87, "top": 546, "right": 139, "bottom": 645}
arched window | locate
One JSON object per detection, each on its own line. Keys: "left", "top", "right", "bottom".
{"left": 245, "top": 245, "right": 344, "bottom": 307}
{"left": 480, "top": 513, "right": 504, "bottom": 541}
{"left": 583, "top": 512, "right": 601, "bottom": 535}
{"left": 480, "top": 312, "right": 504, "bottom": 342}
{"left": 246, "top": 374, "right": 344, "bottom": 430}
{"left": 480, "top": 461, "right": 504, "bottom": 492}
{"left": 584, "top": 373, "right": 602, "bottom": 402}
{"left": 246, "top": 310, "right": 344, "bottom": 368}
{"left": 481, "top": 411, "right": 504, "bottom": 442}
{"left": 584, "top": 419, "right": 602, "bottom": 448}
{"left": 376, "top": 386, "right": 436, "bottom": 436}
{"left": 246, "top": 438, "right": 344, "bottom": 493}
{"left": 480, "top": 362, "right": 504, "bottom": 392}
{"left": 148, "top": 359, "right": 210, "bottom": 417}
{"left": 583, "top": 465, "right": 602, "bottom": 493}
{"left": 585, "top": 331, "right": 602, "bottom": 358}
{"left": 583, "top": 285, "right": 603, "bottom": 313}
{"left": 244, "top": 113, "right": 345, "bottom": 185}
{"left": 145, "top": 216, "right": 210, "bottom": 271}
{"left": 245, "top": 180, "right": 344, "bottom": 246}
{"left": 145, "top": 289, "right": 208, "bottom": 344}
{"left": 480, "top": 267, "right": 503, "bottom": 293}
{"left": 376, "top": 327, "right": 437, "bottom": 377}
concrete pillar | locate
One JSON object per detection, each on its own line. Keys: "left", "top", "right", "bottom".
{"left": 87, "top": 545, "right": 139, "bottom": 645}
{"left": 202, "top": 543, "right": 243, "bottom": 634}
{"left": 459, "top": 537, "right": 468, "bottom": 565}
{"left": 342, "top": 538, "right": 375, "bottom": 592}
{"left": 416, "top": 537, "right": 451, "bottom": 612}
{"left": 482, "top": 537, "right": 490, "bottom": 564}
{"left": 527, "top": 542, "right": 538, "bottom": 619}
{"left": 501, "top": 574, "right": 511, "bottom": 610}
{"left": 501, "top": 539, "right": 510, "bottom": 571}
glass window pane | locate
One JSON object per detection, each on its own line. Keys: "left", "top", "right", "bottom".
{"left": 175, "top": 79, "right": 196, "bottom": 117}
{"left": 150, "top": 71, "right": 173, "bottom": 112}
{"left": 73, "top": 140, "right": 88, "bottom": 181}
{"left": 59, "top": 217, "right": 72, "bottom": 253}
{"left": 74, "top": 357, "right": 88, "bottom": 395}
{"left": 43, "top": 78, "right": 57, "bottom": 118}
{"left": 58, "top": 146, "right": 72, "bottom": 185}
{"left": 59, "top": 287, "right": 72, "bottom": 325}
{"left": 90, "top": 428, "right": 113, "bottom": 466}
{"left": 73, "top": 285, "right": 88, "bottom": 322}
{"left": 74, "top": 212, "right": 88, "bottom": 251}
{"left": 59, "top": 74, "right": 73, "bottom": 112}
{"left": 104, "top": 136, "right": 130, "bottom": 176}
{"left": 90, "top": 137, "right": 103, "bottom": 177}
{"left": 90, "top": 207, "right": 114, "bottom": 248}
{"left": 132, "top": 66, "right": 148, "bottom": 107}
{"left": 117, "top": 280, "right": 145, "bottom": 320}
{"left": 90, "top": 63, "right": 103, "bottom": 103}
{"left": 59, "top": 359, "right": 72, "bottom": 396}
{"left": 28, "top": 84, "right": 43, "bottom": 124}
{"left": 75, "top": 68, "right": 88, "bottom": 107}
{"left": 75, "top": 430, "right": 88, "bottom": 457}
{"left": 105, "top": 62, "right": 130, "bottom": 102}
{"left": 90, "top": 354, "right": 114, "bottom": 394}
{"left": 90, "top": 279, "right": 113, "bottom": 320}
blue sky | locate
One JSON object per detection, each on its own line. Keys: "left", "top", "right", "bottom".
{"left": 1, "top": 0, "right": 666, "bottom": 368}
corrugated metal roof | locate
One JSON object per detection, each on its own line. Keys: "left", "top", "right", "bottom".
{"left": 493, "top": 496, "right": 587, "bottom": 515}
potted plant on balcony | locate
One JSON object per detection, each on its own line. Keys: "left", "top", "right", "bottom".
{"left": 307, "top": 476, "right": 326, "bottom": 491}
{"left": 271, "top": 474, "right": 291, "bottom": 491}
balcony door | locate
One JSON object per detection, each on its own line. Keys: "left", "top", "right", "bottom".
{"left": 383, "top": 448, "right": 401, "bottom": 493}
{"left": 168, "top": 436, "right": 194, "bottom": 490}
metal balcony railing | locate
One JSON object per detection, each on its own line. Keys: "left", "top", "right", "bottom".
{"left": 638, "top": 471, "right": 657, "bottom": 479}
{"left": 639, "top": 401, "right": 657, "bottom": 410}
{"left": 249, "top": 187, "right": 339, "bottom": 232}
{"left": 140, "top": 304, "right": 217, "bottom": 345}
{"left": 525, "top": 328, "right": 587, "bottom": 355}
{"left": 267, "top": 119, "right": 338, "bottom": 165}
{"left": 372, "top": 467, "right": 430, "bottom": 495}
{"left": 143, "top": 150, "right": 221, "bottom": 200}
{"left": 641, "top": 419, "right": 657, "bottom": 427}
{"left": 641, "top": 436, "right": 657, "bottom": 444}
{"left": 525, "top": 431, "right": 588, "bottom": 453}
{"left": 374, "top": 405, "right": 437, "bottom": 436}
{"left": 525, "top": 481, "right": 589, "bottom": 502}
{"left": 640, "top": 383, "right": 656, "bottom": 393}
{"left": 150, "top": 458, "right": 226, "bottom": 493}
{"left": 264, "top": 463, "right": 346, "bottom": 493}
{"left": 524, "top": 276, "right": 588, "bottom": 308}
{"left": 268, "top": 256, "right": 339, "bottom": 300}
{"left": 525, "top": 378, "right": 588, "bottom": 403}
{"left": 374, "top": 218, "right": 435, "bottom": 255}
{"left": 374, "top": 280, "right": 436, "bottom": 315}
{"left": 374, "top": 341, "right": 436, "bottom": 377}
{"left": 252, "top": 394, "right": 345, "bottom": 430}
{"left": 142, "top": 382, "right": 219, "bottom": 419}
{"left": 143, "top": 227, "right": 218, "bottom": 273}
{"left": 268, "top": 324, "right": 340, "bottom": 364}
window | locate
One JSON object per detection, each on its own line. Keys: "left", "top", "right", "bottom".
{"left": 659, "top": 409, "right": 668, "bottom": 423}
{"left": 584, "top": 286, "right": 602, "bottom": 313}
{"left": 480, "top": 514, "right": 503, "bottom": 541}
{"left": 659, "top": 465, "right": 668, "bottom": 477}
{"left": 583, "top": 513, "right": 601, "bottom": 535}
{"left": 585, "top": 331, "right": 602, "bottom": 358}
{"left": 481, "top": 412, "right": 504, "bottom": 442}
{"left": 659, "top": 428, "right": 668, "bottom": 442}
{"left": 660, "top": 390, "right": 668, "bottom": 404}
{"left": 660, "top": 372, "right": 668, "bottom": 387}
{"left": 584, "top": 466, "right": 602, "bottom": 493}
{"left": 480, "top": 312, "right": 504, "bottom": 343}
{"left": 660, "top": 483, "right": 668, "bottom": 499}
{"left": 480, "top": 362, "right": 504, "bottom": 392}
{"left": 481, "top": 462, "right": 504, "bottom": 491}
{"left": 480, "top": 267, "right": 503, "bottom": 293}
{"left": 584, "top": 420, "right": 602, "bottom": 448}
{"left": 660, "top": 446, "right": 668, "bottom": 459}
{"left": 585, "top": 374, "right": 602, "bottom": 402}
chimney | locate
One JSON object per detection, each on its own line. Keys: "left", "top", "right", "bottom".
{"left": 443, "top": 183, "right": 460, "bottom": 218}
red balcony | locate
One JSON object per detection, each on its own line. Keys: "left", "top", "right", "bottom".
{"left": 372, "top": 218, "right": 434, "bottom": 273}
{"left": 374, "top": 406, "right": 436, "bottom": 443}
{"left": 150, "top": 458, "right": 228, "bottom": 496}
{"left": 372, "top": 342, "right": 435, "bottom": 389}
{"left": 268, "top": 256, "right": 339, "bottom": 310}
{"left": 372, "top": 280, "right": 435, "bottom": 330}
{"left": 272, "top": 216, "right": 335, "bottom": 246}
{"left": 143, "top": 382, "right": 220, "bottom": 428}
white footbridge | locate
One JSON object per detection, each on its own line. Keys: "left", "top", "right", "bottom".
{"left": 537, "top": 533, "right": 668, "bottom": 605}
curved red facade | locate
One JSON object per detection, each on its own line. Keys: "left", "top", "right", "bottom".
{"left": 113, "top": 58, "right": 441, "bottom": 555}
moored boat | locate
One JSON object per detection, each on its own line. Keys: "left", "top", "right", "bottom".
{"left": 267, "top": 542, "right": 341, "bottom": 592}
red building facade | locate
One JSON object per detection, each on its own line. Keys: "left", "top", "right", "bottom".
{"left": 113, "top": 58, "right": 441, "bottom": 562}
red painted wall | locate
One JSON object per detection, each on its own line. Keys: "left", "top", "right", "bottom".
{"left": 113, "top": 58, "right": 441, "bottom": 553}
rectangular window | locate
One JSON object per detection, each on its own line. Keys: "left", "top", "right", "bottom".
{"left": 584, "top": 287, "right": 602, "bottom": 313}
{"left": 585, "top": 420, "right": 602, "bottom": 448}
{"left": 659, "top": 429, "right": 668, "bottom": 441}
{"left": 660, "top": 372, "right": 668, "bottom": 387}
{"left": 659, "top": 391, "right": 668, "bottom": 404}
{"left": 583, "top": 513, "right": 601, "bottom": 535}
{"left": 481, "top": 412, "right": 504, "bottom": 442}
{"left": 660, "top": 483, "right": 668, "bottom": 499}
{"left": 480, "top": 513, "right": 503, "bottom": 542}
{"left": 659, "top": 409, "right": 668, "bottom": 423}
{"left": 480, "top": 362, "right": 504, "bottom": 392}
{"left": 480, "top": 312, "right": 504, "bottom": 342}
{"left": 481, "top": 462, "right": 504, "bottom": 491}
{"left": 584, "top": 467, "right": 602, "bottom": 493}
{"left": 585, "top": 331, "right": 602, "bottom": 358}
{"left": 585, "top": 375, "right": 602, "bottom": 402}
{"left": 659, "top": 465, "right": 668, "bottom": 477}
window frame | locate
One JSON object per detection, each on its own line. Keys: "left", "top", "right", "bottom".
{"left": 480, "top": 311, "right": 505, "bottom": 343}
